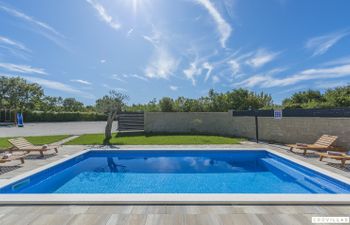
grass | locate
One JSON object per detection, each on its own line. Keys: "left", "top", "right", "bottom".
{"left": 0, "top": 135, "right": 70, "bottom": 149}
{"left": 66, "top": 132, "right": 244, "bottom": 145}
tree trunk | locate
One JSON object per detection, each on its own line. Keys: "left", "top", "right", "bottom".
{"left": 105, "top": 111, "right": 117, "bottom": 140}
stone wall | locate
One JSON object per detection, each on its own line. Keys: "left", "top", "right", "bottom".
{"left": 144, "top": 112, "right": 235, "bottom": 136}
{"left": 256, "top": 117, "right": 350, "bottom": 148}
{"left": 144, "top": 112, "right": 350, "bottom": 148}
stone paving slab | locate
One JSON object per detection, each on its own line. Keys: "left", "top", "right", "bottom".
{"left": 0, "top": 205, "right": 349, "bottom": 225}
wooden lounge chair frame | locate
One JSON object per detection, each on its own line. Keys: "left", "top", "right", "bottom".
{"left": 286, "top": 135, "right": 345, "bottom": 155}
{"left": 8, "top": 137, "right": 59, "bottom": 157}
{"left": 0, "top": 152, "right": 27, "bottom": 164}
{"left": 317, "top": 152, "right": 350, "bottom": 167}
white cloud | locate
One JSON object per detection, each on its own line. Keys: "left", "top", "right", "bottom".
{"left": 112, "top": 73, "right": 148, "bottom": 82}
{"left": 203, "top": 62, "right": 213, "bottom": 82}
{"left": 315, "top": 80, "right": 348, "bottom": 89}
{"left": 183, "top": 61, "right": 202, "bottom": 86}
{"left": 246, "top": 49, "right": 279, "bottom": 68}
{"left": 2, "top": 73, "right": 94, "bottom": 99}
{"left": 212, "top": 75, "right": 220, "bottom": 84}
{"left": 111, "top": 74, "right": 127, "bottom": 82}
{"left": 196, "top": 0, "right": 232, "bottom": 48}
{"left": 0, "top": 3, "right": 67, "bottom": 50}
{"left": 0, "top": 62, "right": 47, "bottom": 75}
{"left": 169, "top": 85, "right": 178, "bottom": 91}
{"left": 228, "top": 59, "right": 240, "bottom": 74}
{"left": 305, "top": 30, "right": 350, "bottom": 56}
{"left": 143, "top": 28, "right": 162, "bottom": 47}
{"left": 235, "top": 63, "right": 350, "bottom": 88}
{"left": 234, "top": 75, "right": 266, "bottom": 88}
{"left": 183, "top": 59, "right": 214, "bottom": 85}
{"left": 0, "top": 36, "right": 31, "bottom": 59}
{"left": 0, "top": 3, "right": 64, "bottom": 38}
{"left": 130, "top": 74, "right": 148, "bottom": 81}
{"left": 86, "top": 0, "right": 121, "bottom": 30}
{"left": 127, "top": 28, "right": 134, "bottom": 37}
{"left": 27, "top": 77, "right": 78, "bottom": 93}
{"left": 321, "top": 56, "right": 350, "bottom": 67}
{"left": 15, "top": 75, "right": 94, "bottom": 99}
{"left": 102, "top": 84, "right": 127, "bottom": 92}
{"left": 0, "top": 36, "right": 30, "bottom": 52}
{"left": 100, "top": 59, "right": 106, "bottom": 64}
{"left": 70, "top": 79, "right": 92, "bottom": 85}
{"left": 145, "top": 47, "right": 178, "bottom": 79}
{"left": 143, "top": 26, "right": 178, "bottom": 80}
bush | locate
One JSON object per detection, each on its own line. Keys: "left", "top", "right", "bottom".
{"left": 23, "top": 111, "right": 107, "bottom": 122}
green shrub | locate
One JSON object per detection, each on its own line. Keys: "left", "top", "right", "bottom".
{"left": 23, "top": 111, "right": 107, "bottom": 122}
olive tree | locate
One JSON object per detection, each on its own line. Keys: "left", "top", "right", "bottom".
{"left": 95, "top": 90, "right": 128, "bottom": 141}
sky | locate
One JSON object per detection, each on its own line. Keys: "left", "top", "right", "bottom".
{"left": 0, "top": 0, "right": 350, "bottom": 105}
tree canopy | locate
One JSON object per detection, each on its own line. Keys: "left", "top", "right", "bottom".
{"left": 1, "top": 76, "right": 349, "bottom": 113}
{"left": 282, "top": 85, "right": 350, "bottom": 109}
{"left": 126, "top": 88, "right": 273, "bottom": 112}
{"left": 0, "top": 76, "right": 43, "bottom": 111}
{"left": 0, "top": 76, "right": 93, "bottom": 112}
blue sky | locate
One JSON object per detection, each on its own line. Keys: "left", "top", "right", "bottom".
{"left": 0, "top": 0, "right": 350, "bottom": 105}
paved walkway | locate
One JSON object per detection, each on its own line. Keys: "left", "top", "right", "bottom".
{"left": 0, "top": 142, "right": 349, "bottom": 225}
{"left": 0, "top": 204, "right": 349, "bottom": 225}
{"left": 0, "top": 121, "right": 117, "bottom": 137}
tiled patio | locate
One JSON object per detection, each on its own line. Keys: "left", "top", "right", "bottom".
{"left": 0, "top": 142, "right": 349, "bottom": 225}
{"left": 0, "top": 204, "right": 350, "bottom": 225}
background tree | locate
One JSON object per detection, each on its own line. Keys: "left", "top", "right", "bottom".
{"left": 2, "top": 76, "right": 349, "bottom": 117}
{"left": 0, "top": 76, "right": 43, "bottom": 111}
{"left": 283, "top": 90, "right": 325, "bottom": 109}
{"left": 39, "top": 96, "right": 63, "bottom": 112}
{"left": 324, "top": 85, "right": 350, "bottom": 107}
{"left": 159, "top": 97, "right": 174, "bottom": 112}
{"left": 226, "top": 89, "right": 273, "bottom": 110}
{"left": 95, "top": 90, "right": 128, "bottom": 141}
{"left": 62, "top": 98, "right": 84, "bottom": 112}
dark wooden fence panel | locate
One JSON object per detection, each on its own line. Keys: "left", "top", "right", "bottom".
{"left": 232, "top": 108, "right": 350, "bottom": 117}
{"left": 117, "top": 112, "right": 144, "bottom": 131}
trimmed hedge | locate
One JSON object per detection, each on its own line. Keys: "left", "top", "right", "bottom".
{"left": 23, "top": 111, "right": 107, "bottom": 122}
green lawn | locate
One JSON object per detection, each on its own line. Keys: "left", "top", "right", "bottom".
{"left": 0, "top": 135, "right": 70, "bottom": 149}
{"left": 66, "top": 133, "right": 244, "bottom": 145}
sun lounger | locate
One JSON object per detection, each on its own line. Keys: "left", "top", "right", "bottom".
{"left": 0, "top": 152, "right": 27, "bottom": 164}
{"left": 286, "top": 135, "right": 345, "bottom": 155}
{"left": 317, "top": 151, "right": 350, "bottom": 167}
{"left": 8, "top": 137, "right": 59, "bottom": 157}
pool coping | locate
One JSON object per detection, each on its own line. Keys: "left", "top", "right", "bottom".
{"left": 0, "top": 147, "right": 350, "bottom": 205}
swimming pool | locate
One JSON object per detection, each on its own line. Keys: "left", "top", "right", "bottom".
{"left": 1, "top": 150, "right": 349, "bottom": 195}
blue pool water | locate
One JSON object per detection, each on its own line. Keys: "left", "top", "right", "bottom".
{"left": 1, "top": 150, "right": 349, "bottom": 194}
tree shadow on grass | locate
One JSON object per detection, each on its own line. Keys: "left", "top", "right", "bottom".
{"left": 115, "top": 131, "right": 146, "bottom": 138}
